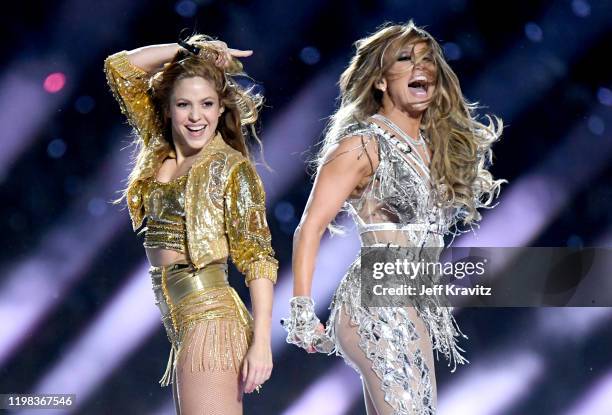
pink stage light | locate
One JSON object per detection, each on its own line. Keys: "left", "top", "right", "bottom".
{"left": 43, "top": 72, "right": 66, "bottom": 93}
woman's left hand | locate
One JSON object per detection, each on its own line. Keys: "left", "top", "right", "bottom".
{"left": 241, "top": 338, "right": 273, "bottom": 394}
{"left": 200, "top": 40, "right": 253, "bottom": 69}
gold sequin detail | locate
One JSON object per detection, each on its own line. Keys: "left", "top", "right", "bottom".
{"left": 225, "top": 161, "right": 278, "bottom": 285}
{"left": 149, "top": 264, "right": 252, "bottom": 387}
{"left": 105, "top": 51, "right": 278, "bottom": 284}
{"left": 140, "top": 175, "right": 188, "bottom": 254}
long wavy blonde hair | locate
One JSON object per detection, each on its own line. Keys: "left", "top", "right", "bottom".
{"left": 117, "top": 34, "right": 263, "bottom": 203}
{"left": 319, "top": 21, "right": 506, "bottom": 225}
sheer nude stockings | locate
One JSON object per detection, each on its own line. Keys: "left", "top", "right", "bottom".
{"left": 333, "top": 306, "right": 437, "bottom": 415}
{"left": 171, "top": 321, "right": 246, "bottom": 415}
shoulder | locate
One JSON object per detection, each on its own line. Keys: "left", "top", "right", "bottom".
{"left": 322, "top": 123, "right": 380, "bottom": 174}
{"left": 191, "top": 142, "right": 246, "bottom": 175}
{"left": 328, "top": 118, "right": 379, "bottom": 149}
{"left": 343, "top": 119, "right": 379, "bottom": 138}
{"left": 338, "top": 120, "right": 383, "bottom": 154}
{"left": 227, "top": 159, "right": 262, "bottom": 187}
{"left": 224, "top": 159, "right": 266, "bottom": 204}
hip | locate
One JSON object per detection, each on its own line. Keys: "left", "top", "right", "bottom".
{"left": 149, "top": 262, "right": 252, "bottom": 339}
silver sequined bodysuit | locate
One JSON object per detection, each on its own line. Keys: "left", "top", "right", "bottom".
{"left": 326, "top": 116, "right": 468, "bottom": 415}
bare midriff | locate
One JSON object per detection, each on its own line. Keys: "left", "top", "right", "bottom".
{"left": 145, "top": 247, "right": 228, "bottom": 268}
{"left": 145, "top": 247, "right": 190, "bottom": 267}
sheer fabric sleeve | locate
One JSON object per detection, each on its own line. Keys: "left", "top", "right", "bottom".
{"left": 224, "top": 160, "right": 278, "bottom": 286}
{"left": 103, "top": 51, "right": 162, "bottom": 145}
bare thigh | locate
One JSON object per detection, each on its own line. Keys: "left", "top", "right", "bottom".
{"left": 175, "top": 367, "right": 242, "bottom": 415}
{"left": 174, "top": 321, "right": 246, "bottom": 415}
{"left": 334, "top": 305, "right": 437, "bottom": 415}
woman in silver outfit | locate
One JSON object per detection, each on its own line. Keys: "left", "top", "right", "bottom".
{"left": 282, "top": 21, "right": 505, "bottom": 414}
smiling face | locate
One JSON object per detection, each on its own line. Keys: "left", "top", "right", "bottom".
{"left": 378, "top": 41, "right": 437, "bottom": 114}
{"left": 167, "top": 76, "right": 224, "bottom": 154}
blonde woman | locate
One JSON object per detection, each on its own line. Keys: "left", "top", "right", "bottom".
{"left": 104, "top": 36, "right": 276, "bottom": 414}
{"left": 283, "top": 21, "right": 505, "bottom": 414}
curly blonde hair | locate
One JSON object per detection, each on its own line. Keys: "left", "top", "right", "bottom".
{"left": 118, "top": 35, "right": 264, "bottom": 203}
{"left": 319, "top": 21, "right": 506, "bottom": 225}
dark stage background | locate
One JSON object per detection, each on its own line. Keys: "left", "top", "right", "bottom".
{"left": 2, "top": 0, "right": 612, "bottom": 414}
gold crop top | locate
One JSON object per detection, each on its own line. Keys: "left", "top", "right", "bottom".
{"left": 104, "top": 51, "right": 278, "bottom": 285}
{"left": 139, "top": 174, "right": 189, "bottom": 254}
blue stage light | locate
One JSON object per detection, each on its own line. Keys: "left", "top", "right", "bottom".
{"left": 525, "top": 22, "right": 544, "bottom": 43}
{"left": 300, "top": 46, "right": 321, "bottom": 65}
{"left": 47, "top": 139, "right": 67, "bottom": 159}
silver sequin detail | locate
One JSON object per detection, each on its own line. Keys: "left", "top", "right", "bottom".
{"left": 282, "top": 296, "right": 335, "bottom": 353}
{"left": 325, "top": 118, "right": 469, "bottom": 415}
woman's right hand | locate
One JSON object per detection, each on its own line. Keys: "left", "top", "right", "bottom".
{"left": 306, "top": 323, "right": 327, "bottom": 353}
{"left": 281, "top": 296, "right": 334, "bottom": 354}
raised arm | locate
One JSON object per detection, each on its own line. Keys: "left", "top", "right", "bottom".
{"left": 123, "top": 44, "right": 181, "bottom": 73}
{"left": 103, "top": 44, "right": 179, "bottom": 145}
{"left": 104, "top": 41, "right": 253, "bottom": 145}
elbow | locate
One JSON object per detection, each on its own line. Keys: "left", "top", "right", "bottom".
{"left": 293, "top": 223, "right": 304, "bottom": 246}
{"left": 293, "top": 223, "right": 301, "bottom": 240}
{"left": 293, "top": 218, "right": 326, "bottom": 245}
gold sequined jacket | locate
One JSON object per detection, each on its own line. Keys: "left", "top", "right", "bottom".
{"left": 104, "top": 51, "right": 277, "bottom": 285}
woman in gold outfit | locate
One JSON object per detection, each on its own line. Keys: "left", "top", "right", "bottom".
{"left": 104, "top": 35, "right": 277, "bottom": 414}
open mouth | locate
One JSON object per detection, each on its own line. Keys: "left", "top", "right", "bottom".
{"left": 408, "top": 79, "right": 429, "bottom": 97}
{"left": 185, "top": 125, "right": 207, "bottom": 137}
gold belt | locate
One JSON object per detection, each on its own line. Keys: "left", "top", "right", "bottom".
{"left": 150, "top": 262, "right": 229, "bottom": 305}
{"left": 148, "top": 262, "right": 252, "bottom": 387}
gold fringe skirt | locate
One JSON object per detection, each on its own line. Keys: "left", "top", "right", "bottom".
{"left": 149, "top": 262, "right": 253, "bottom": 387}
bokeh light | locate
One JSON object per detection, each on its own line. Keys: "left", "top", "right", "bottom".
{"left": 88, "top": 197, "right": 107, "bottom": 217}
{"left": 525, "top": 22, "right": 544, "bottom": 43}
{"left": 597, "top": 87, "right": 612, "bottom": 106}
{"left": 175, "top": 0, "right": 197, "bottom": 17}
{"left": 43, "top": 72, "right": 66, "bottom": 93}
{"left": 274, "top": 201, "right": 296, "bottom": 223}
{"left": 47, "top": 139, "right": 67, "bottom": 159}
{"left": 443, "top": 42, "right": 463, "bottom": 61}
{"left": 571, "top": 0, "right": 591, "bottom": 17}
{"left": 566, "top": 234, "right": 584, "bottom": 248}
{"left": 75, "top": 96, "right": 95, "bottom": 114}
{"left": 587, "top": 115, "right": 604, "bottom": 136}
{"left": 300, "top": 46, "right": 321, "bottom": 65}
